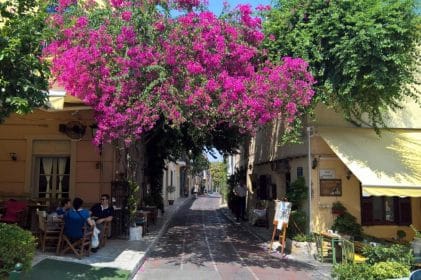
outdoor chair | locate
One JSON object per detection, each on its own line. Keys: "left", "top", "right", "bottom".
{"left": 340, "top": 238, "right": 355, "bottom": 264}
{"left": 135, "top": 212, "right": 148, "bottom": 236}
{"left": 313, "top": 232, "right": 334, "bottom": 263}
{"left": 250, "top": 201, "right": 269, "bottom": 228}
{"left": 99, "top": 220, "right": 111, "bottom": 247}
{"left": 56, "top": 223, "right": 94, "bottom": 259}
{"left": 37, "top": 210, "right": 61, "bottom": 252}
{"left": 0, "top": 199, "right": 28, "bottom": 228}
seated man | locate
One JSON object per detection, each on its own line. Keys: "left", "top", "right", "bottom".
{"left": 64, "top": 197, "right": 94, "bottom": 242}
{"left": 56, "top": 198, "right": 71, "bottom": 216}
{"left": 90, "top": 194, "right": 114, "bottom": 237}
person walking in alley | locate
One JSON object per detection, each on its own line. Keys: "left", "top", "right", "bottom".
{"left": 192, "top": 184, "right": 199, "bottom": 199}
{"left": 234, "top": 180, "right": 247, "bottom": 221}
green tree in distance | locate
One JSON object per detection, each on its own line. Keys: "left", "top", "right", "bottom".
{"left": 264, "top": 0, "right": 420, "bottom": 129}
{"left": 0, "top": 0, "right": 50, "bottom": 122}
{"left": 210, "top": 161, "right": 228, "bottom": 194}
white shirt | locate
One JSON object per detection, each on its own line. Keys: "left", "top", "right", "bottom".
{"left": 234, "top": 184, "right": 247, "bottom": 197}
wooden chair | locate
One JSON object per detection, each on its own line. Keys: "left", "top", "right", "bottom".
{"left": 36, "top": 211, "right": 61, "bottom": 252}
{"left": 314, "top": 232, "right": 334, "bottom": 263}
{"left": 99, "top": 221, "right": 111, "bottom": 247}
{"left": 56, "top": 223, "right": 94, "bottom": 259}
{"left": 340, "top": 238, "right": 355, "bottom": 264}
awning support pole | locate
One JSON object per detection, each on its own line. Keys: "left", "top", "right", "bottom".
{"left": 307, "top": 126, "right": 313, "bottom": 234}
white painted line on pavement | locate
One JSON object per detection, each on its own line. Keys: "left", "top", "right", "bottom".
{"left": 201, "top": 199, "right": 221, "bottom": 277}
{"left": 180, "top": 206, "right": 188, "bottom": 271}
{"left": 214, "top": 206, "right": 260, "bottom": 280}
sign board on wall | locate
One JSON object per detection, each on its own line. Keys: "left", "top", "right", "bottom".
{"left": 319, "top": 169, "right": 336, "bottom": 179}
{"left": 320, "top": 179, "right": 342, "bottom": 196}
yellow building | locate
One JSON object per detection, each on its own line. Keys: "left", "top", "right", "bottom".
{"left": 0, "top": 89, "right": 188, "bottom": 219}
{"left": 246, "top": 97, "right": 421, "bottom": 241}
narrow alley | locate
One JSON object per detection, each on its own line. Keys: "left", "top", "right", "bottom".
{"left": 135, "top": 195, "right": 327, "bottom": 280}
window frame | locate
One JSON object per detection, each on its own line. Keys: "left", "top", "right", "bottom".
{"left": 360, "top": 193, "right": 412, "bottom": 226}
{"left": 33, "top": 156, "right": 71, "bottom": 200}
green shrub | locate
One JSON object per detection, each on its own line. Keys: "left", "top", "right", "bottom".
{"left": 285, "top": 177, "right": 307, "bottom": 209}
{"left": 332, "top": 212, "right": 363, "bottom": 240}
{"left": 287, "top": 210, "right": 307, "bottom": 238}
{"left": 292, "top": 233, "right": 313, "bottom": 242}
{"left": 363, "top": 244, "right": 414, "bottom": 266}
{"left": 371, "top": 261, "right": 410, "bottom": 279}
{"left": 332, "top": 263, "right": 374, "bottom": 280}
{"left": 0, "top": 223, "right": 37, "bottom": 276}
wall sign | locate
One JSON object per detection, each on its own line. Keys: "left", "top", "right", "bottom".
{"left": 319, "top": 169, "right": 336, "bottom": 179}
{"left": 320, "top": 179, "right": 342, "bottom": 196}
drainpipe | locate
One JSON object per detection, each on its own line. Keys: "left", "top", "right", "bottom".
{"left": 307, "top": 126, "right": 313, "bottom": 234}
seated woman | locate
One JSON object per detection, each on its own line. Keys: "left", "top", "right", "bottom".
{"left": 63, "top": 197, "right": 94, "bottom": 242}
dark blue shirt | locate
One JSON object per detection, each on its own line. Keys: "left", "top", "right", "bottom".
{"left": 90, "top": 203, "right": 114, "bottom": 219}
{"left": 56, "top": 207, "right": 67, "bottom": 216}
{"left": 64, "top": 209, "right": 90, "bottom": 239}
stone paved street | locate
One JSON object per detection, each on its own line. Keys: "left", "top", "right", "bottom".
{"left": 135, "top": 195, "right": 328, "bottom": 280}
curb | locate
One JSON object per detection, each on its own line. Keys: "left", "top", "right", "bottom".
{"left": 129, "top": 197, "right": 192, "bottom": 279}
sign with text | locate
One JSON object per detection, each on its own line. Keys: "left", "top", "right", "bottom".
{"left": 319, "top": 169, "right": 336, "bottom": 179}
{"left": 274, "top": 201, "right": 292, "bottom": 230}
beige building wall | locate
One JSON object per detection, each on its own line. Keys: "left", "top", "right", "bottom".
{"left": 248, "top": 98, "right": 421, "bottom": 241}
{"left": 0, "top": 109, "right": 114, "bottom": 205}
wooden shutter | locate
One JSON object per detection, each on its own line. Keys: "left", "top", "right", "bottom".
{"left": 398, "top": 197, "right": 412, "bottom": 226}
{"left": 258, "top": 175, "right": 267, "bottom": 200}
{"left": 361, "top": 197, "right": 373, "bottom": 225}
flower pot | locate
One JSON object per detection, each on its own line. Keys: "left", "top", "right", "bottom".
{"left": 331, "top": 209, "right": 344, "bottom": 215}
{"left": 168, "top": 200, "right": 174, "bottom": 205}
{"left": 129, "top": 226, "right": 142, "bottom": 241}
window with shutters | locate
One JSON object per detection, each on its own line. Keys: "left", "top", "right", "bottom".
{"left": 361, "top": 196, "right": 411, "bottom": 226}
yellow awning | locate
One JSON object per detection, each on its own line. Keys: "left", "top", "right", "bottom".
{"left": 318, "top": 127, "right": 421, "bottom": 197}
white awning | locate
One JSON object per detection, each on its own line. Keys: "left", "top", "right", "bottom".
{"left": 318, "top": 127, "right": 421, "bottom": 197}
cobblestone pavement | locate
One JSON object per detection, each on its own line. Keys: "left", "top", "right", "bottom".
{"left": 135, "top": 195, "right": 329, "bottom": 280}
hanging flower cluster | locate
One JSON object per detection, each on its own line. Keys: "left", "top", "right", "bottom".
{"left": 44, "top": 0, "right": 315, "bottom": 146}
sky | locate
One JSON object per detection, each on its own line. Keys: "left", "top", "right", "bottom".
{"left": 207, "top": 0, "right": 273, "bottom": 15}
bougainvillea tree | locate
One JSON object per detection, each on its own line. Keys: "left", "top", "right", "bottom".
{"left": 45, "top": 0, "right": 314, "bottom": 145}
{"left": 44, "top": 0, "right": 315, "bottom": 207}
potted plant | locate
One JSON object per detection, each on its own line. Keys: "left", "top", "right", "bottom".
{"left": 167, "top": 185, "right": 176, "bottom": 205}
{"left": 127, "top": 180, "right": 142, "bottom": 240}
{"left": 331, "top": 201, "right": 346, "bottom": 215}
{"left": 410, "top": 224, "right": 421, "bottom": 262}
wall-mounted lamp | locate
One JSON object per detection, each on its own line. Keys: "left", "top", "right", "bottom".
{"left": 95, "top": 161, "right": 101, "bottom": 169}
{"left": 346, "top": 170, "right": 352, "bottom": 180}
{"left": 90, "top": 124, "right": 98, "bottom": 138}
{"left": 9, "top": 152, "right": 17, "bottom": 161}
{"left": 312, "top": 158, "right": 318, "bottom": 169}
